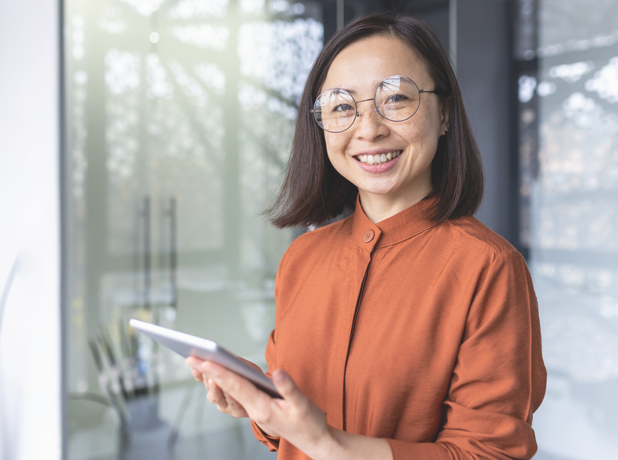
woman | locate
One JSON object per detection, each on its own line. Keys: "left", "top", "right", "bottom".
{"left": 187, "top": 12, "right": 546, "bottom": 460}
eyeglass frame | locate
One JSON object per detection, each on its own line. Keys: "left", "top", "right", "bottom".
{"left": 310, "top": 75, "right": 440, "bottom": 133}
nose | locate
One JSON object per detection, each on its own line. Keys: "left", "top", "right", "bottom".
{"left": 354, "top": 99, "right": 389, "bottom": 140}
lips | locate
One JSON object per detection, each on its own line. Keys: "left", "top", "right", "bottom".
{"left": 355, "top": 150, "right": 403, "bottom": 166}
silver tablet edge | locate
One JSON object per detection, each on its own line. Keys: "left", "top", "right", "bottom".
{"left": 129, "top": 319, "right": 281, "bottom": 398}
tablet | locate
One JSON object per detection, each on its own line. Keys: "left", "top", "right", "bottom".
{"left": 129, "top": 319, "right": 282, "bottom": 399}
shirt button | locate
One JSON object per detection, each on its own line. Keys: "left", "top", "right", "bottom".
{"left": 363, "top": 229, "right": 375, "bottom": 243}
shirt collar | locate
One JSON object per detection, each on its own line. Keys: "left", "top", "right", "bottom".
{"left": 351, "top": 194, "right": 438, "bottom": 251}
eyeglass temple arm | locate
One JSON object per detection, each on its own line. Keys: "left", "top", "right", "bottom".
{"left": 420, "top": 89, "right": 449, "bottom": 97}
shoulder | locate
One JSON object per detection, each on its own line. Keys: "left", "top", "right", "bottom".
{"left": 435, "top": 216, "right": 529, "bottom": 285}
{"left": 282, "top": 215, "right": 354, "bottom": 261}
{"left": 274, "top": 216, "right": 355, "bottom": 311}
{"left": 444, "top": 215, "right": 520, "bottom": 262}
{"left": 440, "top": 216, "right": 534, "bottom": 301}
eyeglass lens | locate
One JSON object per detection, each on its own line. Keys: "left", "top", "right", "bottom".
{"left": 313, "top": 76, "right": 422, "bottom": 133}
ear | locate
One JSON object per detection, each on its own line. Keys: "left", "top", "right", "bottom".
{"left": 440, "top": 97, "right": 450, "bottom": 136}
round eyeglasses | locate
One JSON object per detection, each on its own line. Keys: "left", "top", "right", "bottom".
{"left": 311, "top": 75, "right": 439, "bottom": 133}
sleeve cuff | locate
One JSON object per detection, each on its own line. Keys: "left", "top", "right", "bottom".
{"left": 250, "top": 419, "right": 280, "bottom": 452}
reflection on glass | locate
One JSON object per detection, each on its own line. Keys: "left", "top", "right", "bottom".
{"left": 65, "top": 1, "right": 323, "bottom": 458}
{"left": 524, "top": 1, "right": 618, "bottom": 459}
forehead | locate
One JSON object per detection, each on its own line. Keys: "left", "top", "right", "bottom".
{"left": 322, "top": 35, "right": 430, "bottom": 92}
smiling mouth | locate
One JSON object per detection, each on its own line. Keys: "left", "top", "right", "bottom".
{"left": 355, "top": 150, "right": 403, "bottom": 166}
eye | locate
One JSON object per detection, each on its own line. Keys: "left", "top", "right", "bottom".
{"left": 386, "top": 93, "right": 408, "bottom": 103}
{"left": 333, "top": 103, "right": 354, "bottom": 112}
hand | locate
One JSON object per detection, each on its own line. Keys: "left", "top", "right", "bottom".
{"left": 186, "top": 358, "right": 331, "bottom": 452}
{"left": 186, "top": 358, "right": 393, "bottom": 460}
{"left": 186, "top": 356, "right": 250, "bottom": 419}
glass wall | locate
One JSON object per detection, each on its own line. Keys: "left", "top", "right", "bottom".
{"left": 62, "top": 1, "right": 456, "bottom": 458}
{"left": 517, "top": 1, "right": 618, "bottom": 458}
{"left": 63, "top": 1, "right": 323, "bottom": 458}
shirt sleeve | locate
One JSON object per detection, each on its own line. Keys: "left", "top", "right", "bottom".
{"left": 386, "top": 250, "right": 547, "bottom": 460}
{"left": 250, "top": 328, "right": 281, "bottom": 451}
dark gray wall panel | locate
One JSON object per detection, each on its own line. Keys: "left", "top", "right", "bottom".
{"left": 457, "top": 0, "right": 514, "bottom": 242}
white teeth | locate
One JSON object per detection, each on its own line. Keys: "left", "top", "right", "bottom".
{"left": 356, "top": 150, "right": 402, "bottom": 165}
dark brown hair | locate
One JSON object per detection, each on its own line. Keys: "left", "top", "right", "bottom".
{"left": 267, "top": 11, "right": 484, "bottom": 228}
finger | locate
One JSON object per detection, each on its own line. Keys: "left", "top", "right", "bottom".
{"left": 224, "top": 392, "right": 240, "bottom": 411}
{"left": 191, "top": 368, "right": 203, "bottom": 382}
{"left": 237, "top": 357, "right": 265, "bottom": 373}
{"left": 207, "top": 379, "right": 227, "bottom": 407}
{"left": 209, "top": 382, "right": 248, "bottom": 417}
{"left": 186, "top": 356, "right": 205, "bottom": 368}
{"left": 223, "top": 390, "right": 248, "bottom": 417}
{"left": 202, "top": 361, "right": 272, "bottom": 414}
{"left": 187, "top": 357, "right": 207, "bottom": 382}
{"left": 272, "top": 369, "right": 305, "bottom": 407}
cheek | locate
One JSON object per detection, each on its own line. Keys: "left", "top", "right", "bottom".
{"left": 324, "top": 133, "right": 349, "bottom": 162}
{"left": 399, "top": 123, "right": 431, "bottom": 150}
{"left": 324, "top": 134, "right": 357, "bottom": 182}
{"left": 396, "top": 126, "right": 440, "bottom": 170}
{"left": 401, "top": 113, "right": 442, "bottom": 152}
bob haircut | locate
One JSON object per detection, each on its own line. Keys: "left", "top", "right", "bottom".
{"left": 267, "top": 12, "right": 484, "bottom": 228}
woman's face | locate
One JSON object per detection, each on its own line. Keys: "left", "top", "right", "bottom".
{"left": 321, "top": 35, "right": 448, "bottom": 206}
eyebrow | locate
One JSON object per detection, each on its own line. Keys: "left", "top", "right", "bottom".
{"left": 326, "top": 87, "right": 357, "bottom": 95}
{"left": 329, "top": 78, "right": 398, "bottom": 95}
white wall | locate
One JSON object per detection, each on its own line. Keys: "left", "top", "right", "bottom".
{"left": 0, "top": 0, "right": 62, "bottom": 459}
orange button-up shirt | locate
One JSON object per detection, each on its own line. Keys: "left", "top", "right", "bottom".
{"left": 252, "top": 198, "right": 546, "bottom": 459}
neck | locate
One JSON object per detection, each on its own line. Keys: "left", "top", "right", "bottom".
{"left": 358, "top": 183, "right": 431, "bottom": 224}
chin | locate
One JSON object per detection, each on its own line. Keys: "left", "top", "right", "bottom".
{"left": 359, "top": 185, "right": 400, "bottom": 197}
{"left": 357, "top": 179, "right": 400, "bottom": 196}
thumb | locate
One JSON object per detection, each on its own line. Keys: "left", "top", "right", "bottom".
{"left": 272, "top": 369, "right": 304, "bottom": 405}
